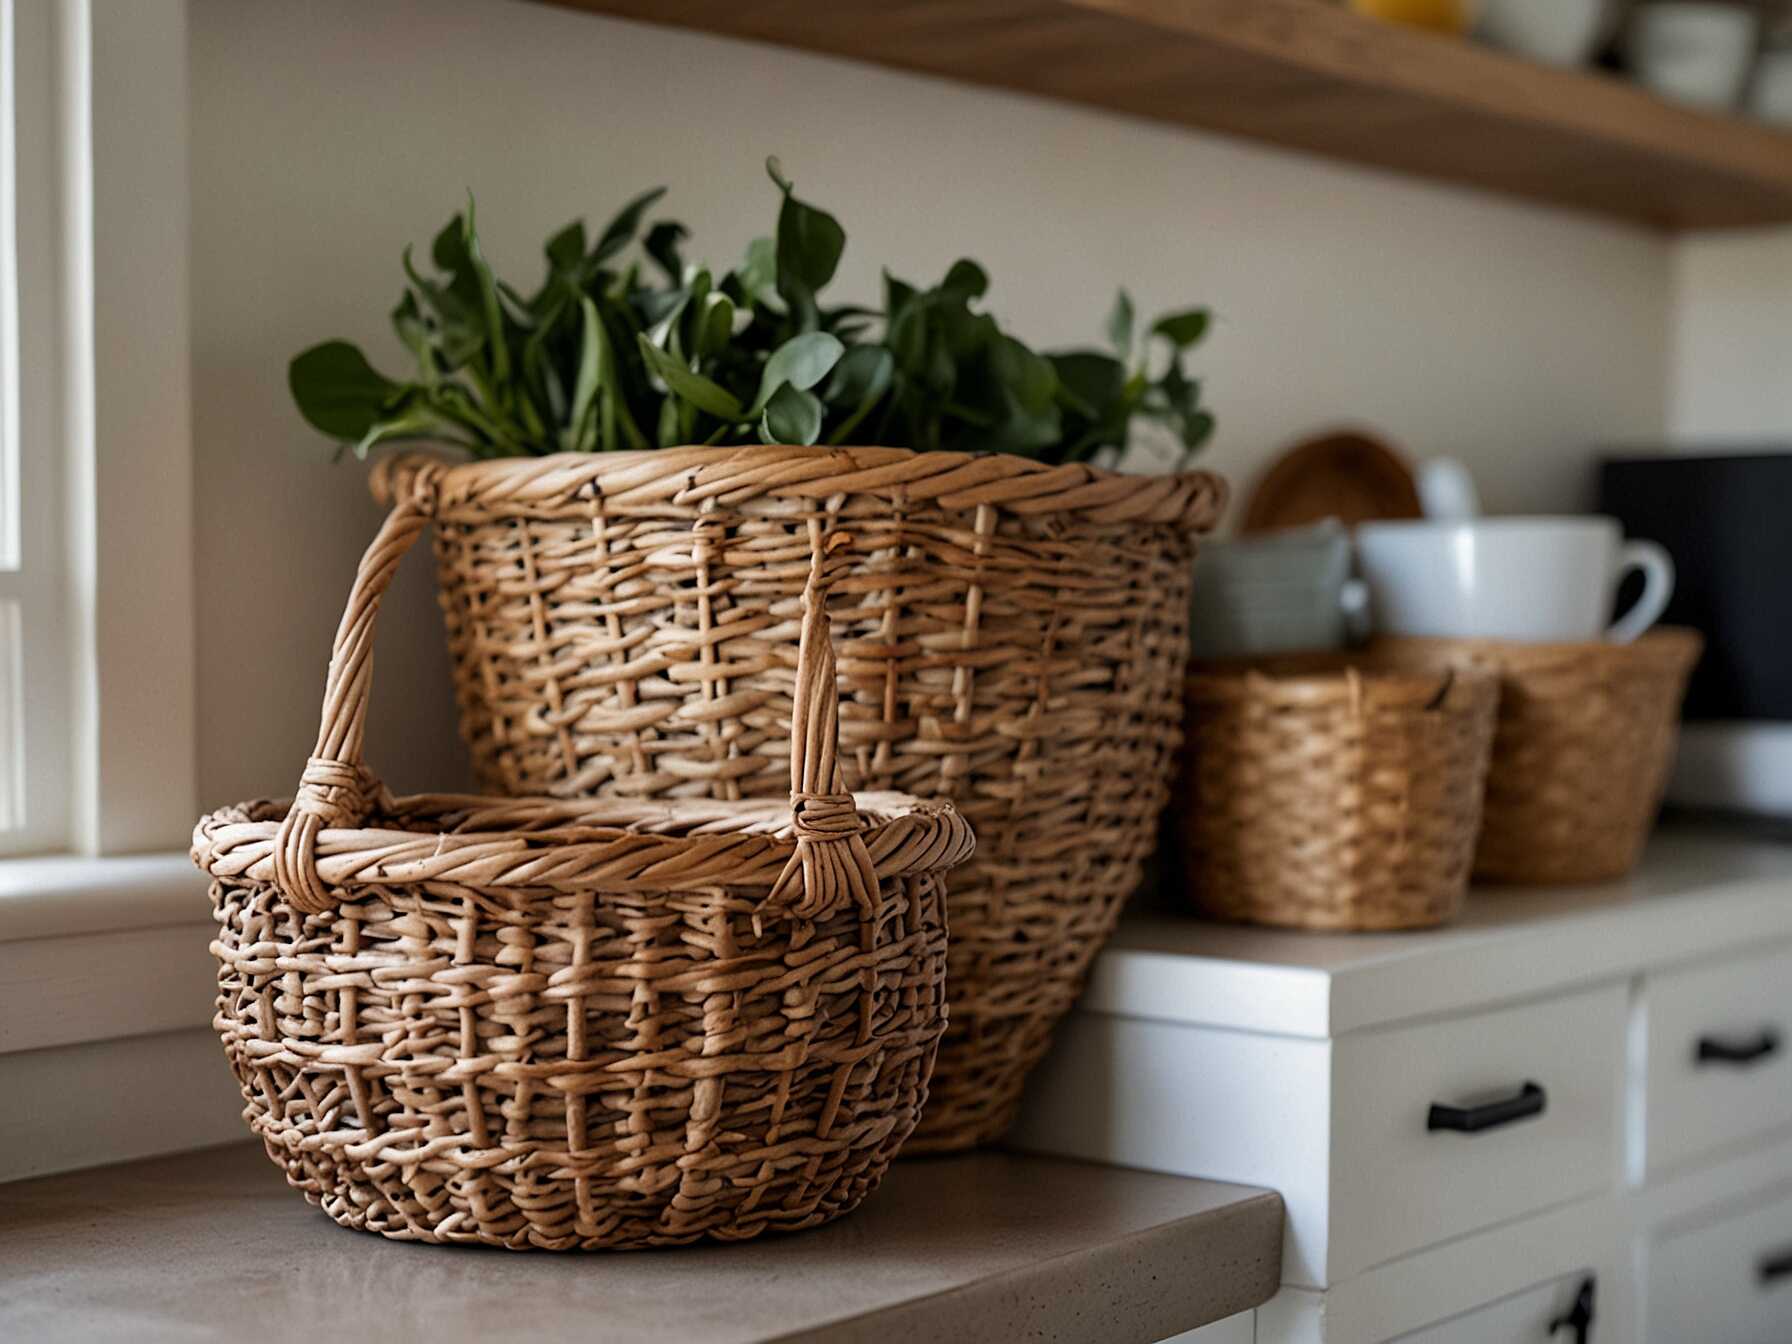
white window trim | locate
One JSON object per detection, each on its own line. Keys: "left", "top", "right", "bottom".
{"left": 0, "top": 0, "right": 205, "bottom": 1182}
{"left": 65, "top": 0, "right": 196, "bottom": 858}
{"left": 0, "top": 0, "right": 195, "bottom": 864}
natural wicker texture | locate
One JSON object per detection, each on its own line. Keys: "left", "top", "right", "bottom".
{"left": 192, "top": 489, "right": 974, "bottom": 1249}
{"left": 371, "top": 445, "right": 1226, "bottom": 1152}
{"left": 1373, "top": 630, "right": 1702, "bottom": 885}
{"left": 1179, "top": 654, "right": 1499, "bottom": 931}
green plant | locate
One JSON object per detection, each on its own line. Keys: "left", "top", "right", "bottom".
{"left": 290, "top": 162, "right": 1215, "bottom": 467}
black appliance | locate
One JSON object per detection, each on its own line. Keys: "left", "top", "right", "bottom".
{"left": 1600, "top": 450, "right": 1792, "bottom": 722}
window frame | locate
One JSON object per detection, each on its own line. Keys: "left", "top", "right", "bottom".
{"left": 0, "top": 0, "right": 194, "bottom": 861}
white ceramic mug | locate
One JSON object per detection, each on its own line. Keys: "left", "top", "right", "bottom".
{"left": 1355, "top": 516, "right": 1675, "bottom": 643}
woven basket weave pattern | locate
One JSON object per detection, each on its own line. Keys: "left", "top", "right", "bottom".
{"left": 1180, "top": 659, "right": 1499, "bottom": 931}
{"left": 1374, "top": 630, "right": 1702, "bottom": 885}
{"left": 391, "top": 446, "right": 1225, "bottom": 1150}
{"left": 203, "top": 798, "right": 952, "bottom": 1249}
{"left": 195, "top": 492, "right": 974, "bottom": 1248}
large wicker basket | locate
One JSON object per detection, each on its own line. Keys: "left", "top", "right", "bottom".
{"left": 191, "top": 482, "right": 973, "bottom": 1250}
{"left": 1179, "top": 655, "right": 1499, "bottom": 931}
{"left": 372, "top": 445, "right": 1225, "bottom": 1151}
{"left": 1374, "top": 630, "right": 1702, "bottom": 885}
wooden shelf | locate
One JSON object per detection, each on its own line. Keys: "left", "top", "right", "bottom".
{"left": 546, "top": 0, "right": 1792, "bottom": 231}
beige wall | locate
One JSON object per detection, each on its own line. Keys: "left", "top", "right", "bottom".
{"left": 189, "top": 0, "right": 1674, "bottom": 805}
{"left": 1670, "top": 227, "right": 1792, "bottom": 443}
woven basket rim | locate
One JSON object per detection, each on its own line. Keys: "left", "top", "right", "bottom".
{"left": 1186, "top": 656, "right": 1498, "bottom": 710}
{"left": 193, "top": 788, "right": 974, "bottom": 896}
{"left": 1373, "top": 627, "right": 1704, "bottom": 667}
{"left": 368, "top": 444, "right": 1228, "bottom": 529}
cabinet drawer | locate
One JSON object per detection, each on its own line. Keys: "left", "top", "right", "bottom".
{"left": 1390, "top": 1272, "right": 1595, "bottom": 1343}
{"left": 1331, "top": 985, "right": 1625, "bottom": 1279}
{"left": 1642, "top": 944, "right": 1792, "bottom": 1179}
{"left": 1649, "top": 1185, "right": 1792, "bottom": 1344}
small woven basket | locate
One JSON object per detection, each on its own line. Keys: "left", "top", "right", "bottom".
{"left": 191, "top": 481, "right": 973, "bottom": 1251}
{"left": 1179, "top": 654, "right": 1499, "bottom": 931}
{"left": 1373, "top": 629, "right": 1702, "bottom": 885}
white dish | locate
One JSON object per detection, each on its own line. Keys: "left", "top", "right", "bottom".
{"left": 1476, "top": 0, "right": 1616, "bottom": 66}
{"left": 1623, "top": 2, "right": 1761, "bottom": 111}
{"left": 1355, "top": 515, "right": 1674, "bottom": 643}
{"left": 1749, "top": 46, "right": 1792, "bottom": 126}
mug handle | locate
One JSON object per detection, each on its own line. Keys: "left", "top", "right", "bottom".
{"left": 1606, "top": 539, "right": 1675, "bottom": 644}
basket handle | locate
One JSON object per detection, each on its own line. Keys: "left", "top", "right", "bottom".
{"left": 272, "top": 475, "right": 874, "bottom": 922}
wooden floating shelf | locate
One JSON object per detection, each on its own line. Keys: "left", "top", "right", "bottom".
{"left": 545, "top": 0, "right": 1792, "bottom": 231}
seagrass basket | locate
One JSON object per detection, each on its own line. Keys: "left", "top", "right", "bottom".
{"left": 1179, "top": 654, "right": 1499, "bottom": 931}
{"left": 1374, "top": 630, "right": 1702, "bottom": 885}
{"left": 371, "top": 445, "right": 1225, "bottom": 1151}
{"left": 191, "top": 481, "right": 974, "bottom": 1250}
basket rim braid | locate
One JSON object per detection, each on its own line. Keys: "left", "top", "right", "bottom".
{"left": 192, "top": 789, "right": 971, "bottom": 897}
{"left": 368, "top": 443, "right": 1228, "bottom": 529}
{"left": 192, "top": 465, "right": 972, "bottom": 915}
{"left": 1186, "top": 658, "right": 1496, "bottom": 711}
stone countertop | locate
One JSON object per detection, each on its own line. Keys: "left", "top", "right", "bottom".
{"left": 0, "top": 1142, "right": 1281, "bottom": 1344}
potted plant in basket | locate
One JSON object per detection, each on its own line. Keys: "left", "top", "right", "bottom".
{"left": 288, "top": 161, "right": 1228, "bottom": 1153}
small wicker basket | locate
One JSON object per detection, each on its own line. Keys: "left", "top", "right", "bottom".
{"left": 191, "top": 478, "right": 973, "bottom": 1251}
{"left": 1373, "top": 629, "right": 1702, "bottom": 885}
{"left": 1179, "top": 654, "right": 1499, "bottom": 931}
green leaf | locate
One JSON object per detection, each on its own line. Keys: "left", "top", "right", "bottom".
{"left": 390, "top": 291, "right": 438, "bottom": 385}
{"left": 695, "top": 292, "right": 735, "bottom": 360}
{"left": 402, "top": 244, "right": 482, "bottom": 367}
{"left": 767, "top": 158, "right": 845, "bottom": 325}
{"left": 824, "top": 346, "right": 894, "bottom": 444}
{"left": 645, "top": 220, "right": 688, "bottom": 282}
{"left": 290, "top": 341, "right": 400, "bottom": 440}
{"left": 1152, "top": 307, "right": 1210, "bottom": 350}
{"left": 636, "top": 333, "right": 744, "bottom": 420}
{"left": 759, "top": 383, "right": 823, "bottom": 445}
{"left": 750, "top": 331, "right": 843, "bottom": 415}
{"left": 884, "top": 270, "right": 917, "bottom": 318}
{"left": 460, "top": 198, "right": 510, "bottom": 384}
{"left": 991, "top": 336, "right": 1055, "bottom": 413}
{"left": 350, "top": 403, "right": 458, "bottom": 461}
{"left": 545, "top": 220, "right": 586, "bottom": 274}
{"left": 941, "top": 259, "right": 989, "bottom": 302}
{"left": 734, "top": 235, "right": 782, "bottom": 311}
{"left": 1181, "top": 409, "right": 1215, "bottom": 451}
{"left": 592, "top": 186, "right": 667, "bottom": 263}
{"left": 568, "top": 297, "right": 604, "bottom": 451}
{"left": 1048, "top": 351, "right": 1125, "bottom": 417}
{"left": 1107, "top": 289, "right": 1135, "bottom": 362}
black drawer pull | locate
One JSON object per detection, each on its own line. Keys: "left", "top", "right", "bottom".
{"left": 1549, "top": 1277, "right": 1596, "bottom": 1343}
{"left": 1762, "top": 1248, "right": 1792, "bottom": 1286}
{"left": 1696, "top": 1027, "right": 1781, "bottom": 1067}
{"left": 1426, "top": 1080, "right": 1546, "bottom": 1134}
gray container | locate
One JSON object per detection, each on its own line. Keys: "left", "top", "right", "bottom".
{"left": 1189, "top": 521, "right": 1362, "bottom": 659}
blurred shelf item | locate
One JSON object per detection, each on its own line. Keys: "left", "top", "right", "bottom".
{"left": 1239, "top": 430, "right": 1422, "bottom": 534}
{"left": 544, "top": 0, "right": 1792, "bottom": 230}
{"left": 1346, "top": 0, "right": 1476, "bottom": 35}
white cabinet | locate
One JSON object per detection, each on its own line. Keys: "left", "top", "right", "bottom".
{"left": 1331, "top": 988, "right": 1624, "bottom": 1278}
{"left": 1647, "top": 1184, "right": 1792, "bottom": 1344}
{"left": 1015, "top": 831, "right": 1792, "bottom": 1342}
{"left": 1637, "top": 945, "right": 1792, "bottom": 1181}
{"left": 1388, "top": 1273, "right": 1593, "bottom": 1343}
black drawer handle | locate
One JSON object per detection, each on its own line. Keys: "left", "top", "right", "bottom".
{"left": 1762, "top": 1248, "right": 1792, "bottom": 1286}
{"left": 1549, "top": 1277, "right": 1596, "bottom": 1343}
{"left": 1427, "top": 1080, "right": 1547, "bottom": 1134}
{"left": 1696, "top": 1027, "right": 1781, "bottom": 1067}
